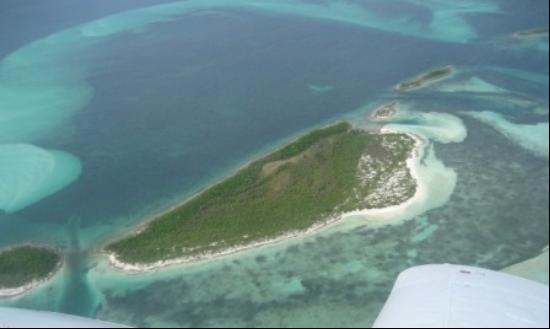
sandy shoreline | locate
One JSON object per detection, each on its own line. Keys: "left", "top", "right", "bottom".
{"left": 0, "top": 262, "right": 63, "bottom": 299}
{"left": 0, "top": 280, "right": 47, "bottom": 298}
{"left": 106, "top": 130, "right": 426, "bottom": 273}
{"left": 340, "top": 132, "right": 425, "bottom": 224}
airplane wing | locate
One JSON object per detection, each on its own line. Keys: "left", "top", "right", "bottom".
{"left": 373, "top": 264, "right": 549, "bottom": 328}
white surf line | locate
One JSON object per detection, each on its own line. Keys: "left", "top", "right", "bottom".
{"left": 0, "top": 263, "right": 63, "bottom": 299}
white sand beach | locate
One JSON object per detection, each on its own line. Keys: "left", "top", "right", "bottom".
{"left": 0, "top": 264, "right": 63, "bottom": 299}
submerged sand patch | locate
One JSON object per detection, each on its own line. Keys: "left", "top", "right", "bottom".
{"left": 502, "top": 247, "right": 549, "bottom": 285}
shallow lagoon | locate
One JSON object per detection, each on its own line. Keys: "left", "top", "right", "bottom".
{"left": 0, "top": 0, "right": 548, "bottom": 327}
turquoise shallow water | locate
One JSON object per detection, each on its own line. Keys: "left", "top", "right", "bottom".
{"left": 0, "top": 0, "right": 548, "bottom": 327}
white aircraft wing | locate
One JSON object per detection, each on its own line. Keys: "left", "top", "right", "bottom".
{"left": 373, "top": 264, "right": 549, "bottom": 328}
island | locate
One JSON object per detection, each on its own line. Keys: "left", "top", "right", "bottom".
{"left": 369, "top": 101, "right": 399, "bottom": 121}
{"left": 513, "top": 26, "right": 549, "bottom": 38}
{"left": 394, "top": 66, "right": 454, "bottom": 92}
{"left": 0, "top": 245, "right": 62, "bottom": 298}
{"left": 106, "top": 122, "right": 418, "bottom": 270}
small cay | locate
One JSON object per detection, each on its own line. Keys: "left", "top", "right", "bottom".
{"left": 369, "top": 101, "right": 399, "bottom": 121}
{"left": 394, "top": 65, "right": 454, "bottom": 92}
{"left": 514, "top": 26, "right": 549, "bottom": 38}
{"left": 0, "top": 245, "right": 62, "bottom": 298}
{"left": 106, "top": 122, "right": 418, "bottom": 269}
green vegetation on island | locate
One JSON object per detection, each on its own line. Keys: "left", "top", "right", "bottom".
{"left": 395, "top": 66, "right": 454, "bottom": 92}
{"left": 107, "top": 123, "right": 417, "bottom": 265}
{"left": 514, "top": 26, "right": 549, "bottom": 38}
{"left": 0, "top": 245, "right": 61, "bottom": 290}
{"left": 370, "top": 101, "right": 399, "bottom": 121}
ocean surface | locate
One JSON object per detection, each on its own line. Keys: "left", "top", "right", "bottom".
{"left": 0, "top": 0, "right": 548, "bottom": 327}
